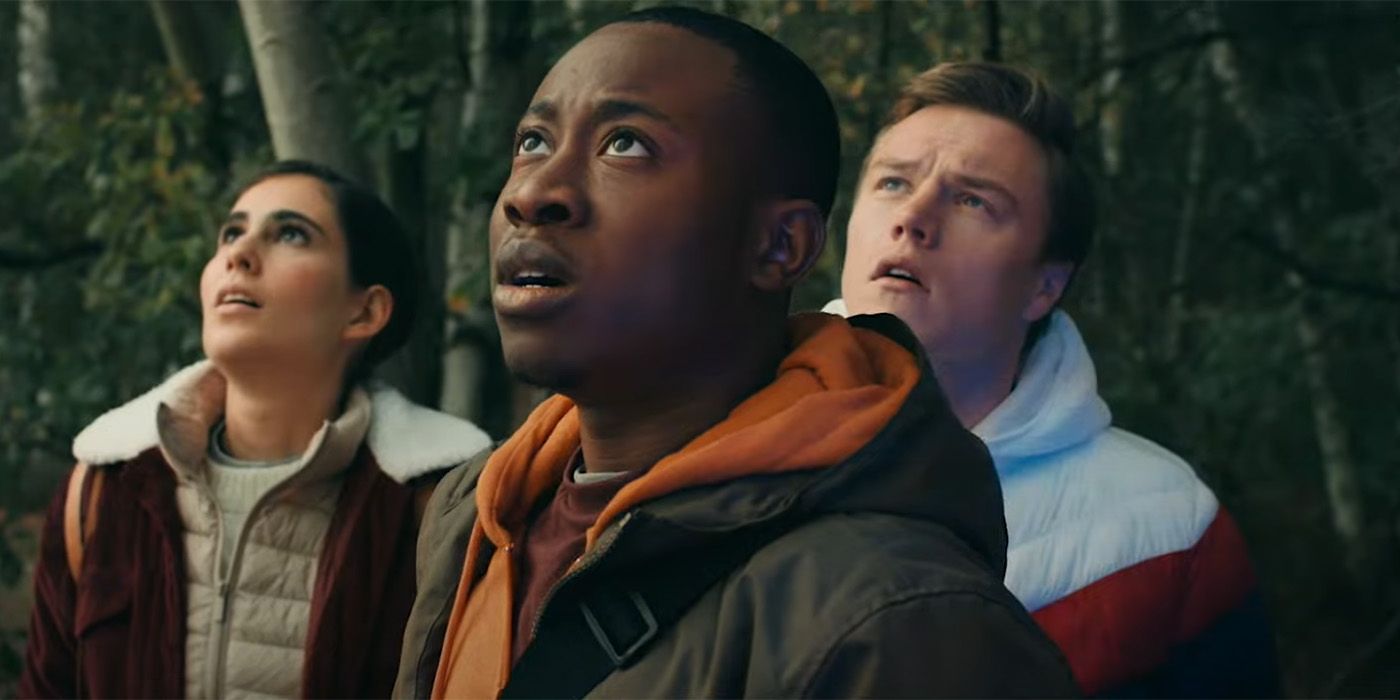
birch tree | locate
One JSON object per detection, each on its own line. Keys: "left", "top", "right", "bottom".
{"left": 17, "top": 0, "right": 56, "bottom": 122}
{"left": 440, "top": 0, "right": 534, "bottom": 424}
{"left": 237, "top": 0, "right": 368, "bottom": 182}
{"left": 1205, "top": 7, "right": 1373, "bottom": 584}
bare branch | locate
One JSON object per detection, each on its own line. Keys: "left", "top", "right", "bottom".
{"left": 1233, "top": 229, "right": 1400, "bottom": 302}
{"left": 1077, "top": 29, "right": 1233, "bottom": 91}
{"left": 0, "top": 240, "right": 103, "bottom": 271}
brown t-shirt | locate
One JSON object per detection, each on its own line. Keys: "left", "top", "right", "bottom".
{"left": 511, "top": 455, "right": 644, "bottom": 665}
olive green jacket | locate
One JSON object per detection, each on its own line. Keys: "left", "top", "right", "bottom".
{"left": 395, "top": 315, "right": 1077, "bottom": 698}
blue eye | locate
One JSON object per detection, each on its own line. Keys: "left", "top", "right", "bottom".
{"left": 957, "top": 193, "right": 988, "bottom": 210}
{"left": 517, "top": 131, "right": 552, "bottom": 156}
{"left": 219, "top": 227, "right": 243, "bottom": 244}
{"left": 604, "top": 130, "right": 651, "bottom": 158}
{"left": 875, "top": 177, "right": 910, "bottom": 193}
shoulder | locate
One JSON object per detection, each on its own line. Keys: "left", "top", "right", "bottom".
{"left": 360, "top": 384, "right": 493, "bottom": 484}
{"left": 734, "top": 514, "right": 1057, "bottom": 685}
{"left": 730, "top": 513, "right": 1073, "bottom": 696}
{"left": 1002, "top": 426, "right": 1221, "bottom": 611}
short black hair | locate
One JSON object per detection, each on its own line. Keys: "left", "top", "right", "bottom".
{"left": 241, "top": 160, "right": 419, "bottom": 382}
{"left": 609, "top": 6, "right": 840, "bottom": 219}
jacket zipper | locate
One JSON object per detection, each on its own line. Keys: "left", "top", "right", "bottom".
{"left": 525, "top": 512, "right": 635, "bottom": 645}
{"left": 202, "top": 470, "right": 311, "bottom": 697}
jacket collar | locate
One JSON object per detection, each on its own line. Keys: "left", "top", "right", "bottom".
{"left": 971, "top": 310, "right": 1111, "bottom": 466}
{"left": 589, "top": 313, "right": 1009, "bottom": 577}
{"left": 72, "top": 360, "right": 493, "bottom": 483}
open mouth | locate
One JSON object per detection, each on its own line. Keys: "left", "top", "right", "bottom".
{"left": 509, "top": 271, "right": 567, "bottom": 288}
{"left": 495, "top": 238, "right": 577, "bottom": 289}
{"left": 493, "top": 238, "right": 578, "bottom": 318}
{"left": 217, "top": 291, "right": 262, "bottom": 308}
{"left": 882, "top": 267, "right": 921, "bottom": 285}
{"left": 873, "top": 261, "right": 925, "bottom": 289}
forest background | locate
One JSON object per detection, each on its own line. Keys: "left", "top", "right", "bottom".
{"left": 1, "top": 0, "right": 1398, "bottom": 695}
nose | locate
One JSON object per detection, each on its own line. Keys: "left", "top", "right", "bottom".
{"left": 224, "top": 235, "right": 260, "bottom": 274}
{"left": 500, "top": 159, "right": 589, "bottom": 229}
{"left": 890, "top": 183, "right": 941, "bottom": 248}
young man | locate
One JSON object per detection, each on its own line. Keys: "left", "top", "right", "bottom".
{"left": 828, "top": 62, "right": 1277, "bottom": 696}
{"left": 394, "top": 9, "right": 1075, "bottom": 699}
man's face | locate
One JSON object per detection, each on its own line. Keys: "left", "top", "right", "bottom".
{"left": 490, "top": 23, "right": 764, "bottom": 398}
{"left": 841, "top": 105, "right": 1062, "bottom": 366}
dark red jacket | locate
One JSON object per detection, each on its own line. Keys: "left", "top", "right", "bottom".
{"left": 19, "top": 445, "right": 434, "bottom": 699}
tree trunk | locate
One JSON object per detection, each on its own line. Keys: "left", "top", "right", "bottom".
{"left": 1289, "top": 266, "right": 1369, "bottom": 582}
{"left": 17, "top": 0, "right": 57, "bottom": 122}
{"left": 1163, "top": 61, "right": 1209, "bottom": 362}
{"left": 1207, "top": 19, "right": 1374, "bottom": 583}
{"left": 981, "top": 0, "right": 1002, "bottom": 63}
{"left": 1096, "top": 0, "right": 1124, "bottom": 178}
{"left": 148, "top": 0, "right": 230, "bottom": 169}
{"left": 237, "top": 0, "right": 368, "bottom": 183}
{"left": 376, "top": 121, "right": 443, "bottom": 407}
{"left": 439, "top": 0, "right": 534, "bottom": 429}
{"left": 148, "top": 0, "right": 215, "bottom": 93}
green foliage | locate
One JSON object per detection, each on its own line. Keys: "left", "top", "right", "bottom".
{"left": 0, "top": 70, "right": 223, "bottom": 508}
{"left": 2, "top": 1, "right": 1399, "bottom": 696}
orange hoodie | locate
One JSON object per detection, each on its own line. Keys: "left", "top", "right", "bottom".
{"left": 432, "top": 313, "right": 920, "bottom": 699}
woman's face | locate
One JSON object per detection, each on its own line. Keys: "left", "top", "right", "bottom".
{"left": 200, "top": 174, "right": 370, "bottom": 375}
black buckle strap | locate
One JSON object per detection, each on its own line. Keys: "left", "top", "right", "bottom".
{"left": 580, "top": 591, "right": 659, "bottom": 667}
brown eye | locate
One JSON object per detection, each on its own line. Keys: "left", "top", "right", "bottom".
{"left": 219, "top": 226, "right": 243, "bottom": 244}
{"left": 604, "top": 130, "right": 651, "bottom": 158}
{"left": 517, "top": 131, "right": 551, "bottom": 156}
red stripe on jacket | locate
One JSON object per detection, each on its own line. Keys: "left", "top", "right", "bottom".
{"left": 1031, "top": 509, "right": 1258, "bottom": 695}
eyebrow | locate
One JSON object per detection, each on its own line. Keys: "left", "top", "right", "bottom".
{"left": 866, "top": 157, "right": 920, "bottom": 176}
{"left": 222, "top": 209, "right": 326, "bottom": 237}
{"left": 269, "top": 209, "right": 327, "bottom": 236}
{"left": 524, "top": 98, "right": 675, "bottom": 127}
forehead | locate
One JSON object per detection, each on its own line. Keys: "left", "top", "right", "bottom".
{"left": 871, "top": 105, "right": 1049, "bottom": 190}
{"left": 533, "top": 23, "right": 746, "bottom": 125}
{"left": 233, "top": 174, "right": 336, "bottom": 219}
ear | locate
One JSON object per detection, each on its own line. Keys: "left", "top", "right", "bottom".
{"left": 1022, "top": 261, "right": 1073, "bottom": 323}
{"left": 344, "top": 285, "right": 394, "bottom": 343}
{"left": 750, "top": 200, "right": 827, "bottom": 293}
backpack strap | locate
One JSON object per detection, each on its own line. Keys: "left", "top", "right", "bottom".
{"left": 502, "top": 515, "right": 803, "bottom": 699}
{"left": 62, "top": 462, "right": 105, "bottom": 582}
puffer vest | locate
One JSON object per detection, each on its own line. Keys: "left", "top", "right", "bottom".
{"left": 162, "top": 377, "right": 370, "bottom": 698}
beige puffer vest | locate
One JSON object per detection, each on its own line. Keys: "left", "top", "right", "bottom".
{"left": 69, "top": 360, "right": 494, "bottom": 699}
{"left": 154, "top": 368, "right": 370, "bottom": 699}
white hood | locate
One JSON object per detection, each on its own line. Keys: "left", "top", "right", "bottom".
{"left": 822, "top": 300, "right": 1110, "bottom": 468}
{"left": 971, "top": 311, "right": 1112, "bottom": 466}
{"left": 72, "top": 360, "right": 493, "bottom": 483}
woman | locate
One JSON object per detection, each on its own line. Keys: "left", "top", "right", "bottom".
{"left": 19, "top": 161, "right": 492, "bottom": 699}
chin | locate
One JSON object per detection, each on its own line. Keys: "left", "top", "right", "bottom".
{"left": 502, "top": 342, "right": 583, "bottom": 393}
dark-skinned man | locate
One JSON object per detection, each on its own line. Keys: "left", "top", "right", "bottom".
{"left": 394, "top": 8, "right": 1076, "bottom": 698}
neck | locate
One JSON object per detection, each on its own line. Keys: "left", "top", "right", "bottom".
{"left": 932, "top": 347, "right": 1021, "bottom": 429}
{"left": 573, "top": 328, "right": 786, "bottom": 475}
{"left": 220, "top": 364, "right": 346, "bottom": 461}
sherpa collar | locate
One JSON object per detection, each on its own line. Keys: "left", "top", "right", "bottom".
{"left": 71, "top": 360, "right": 493, "bottom": 483}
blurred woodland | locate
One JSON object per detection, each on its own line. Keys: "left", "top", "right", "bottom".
{"left": 1, "top": 0, "right": 1399, "bottom": 695}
